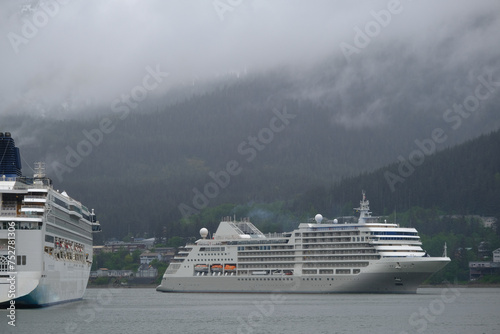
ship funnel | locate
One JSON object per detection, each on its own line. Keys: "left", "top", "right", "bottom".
{"left": 0, "top": 133, "right": 22, "bottom": 178}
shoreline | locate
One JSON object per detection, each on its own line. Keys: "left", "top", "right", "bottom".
{"left": 87, "top": 284, "right": 158, "bottom": 289}
{"left": 87, "top": 283, "right": 500, "bottom": 289}
{"left": 419, "top": 283, "right": 500, "bottom": 288}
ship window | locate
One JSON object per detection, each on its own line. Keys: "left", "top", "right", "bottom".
{"left": 16, "top": 255, "right": 26, "bottom": 266}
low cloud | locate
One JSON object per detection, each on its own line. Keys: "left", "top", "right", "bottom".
{"left": 0, "top": 0, "right": 499, "bottom": 118}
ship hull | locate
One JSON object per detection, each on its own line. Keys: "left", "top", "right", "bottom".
{"left": 156, "top": 257, "right": 450, "bottom": 294}
{"left": 0, "top": 253, "right": 91, "bottom": 307}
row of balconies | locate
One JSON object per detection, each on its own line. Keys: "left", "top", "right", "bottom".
{"left": 302, "top": 262, "right": 369, "bottom": 268}
{"left": 302, "top": 237, "right": 354, "bottom": 243}
{"left": 303, "top": 249, "right": 377, "bottom": 255}
{"left": 302, "top": 243, "right": 371, "bottom": 249}
{"left": 302, "top": 231, "right": 360, "bottom": 237}
{"left": 237, "top": 264, "right": 294, "bottom": 269}
{"left": 238, "top": 258, "right": 295, "bottom": 262}
{"left": 303, "top": 255, "right": 378, "bottom": 262}
{"left": 238, "top": 251, "right": 295, "bottom": 257}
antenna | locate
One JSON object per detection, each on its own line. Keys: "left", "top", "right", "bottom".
{"left": 34, "top": 162, "right": 46, "bottom": 178}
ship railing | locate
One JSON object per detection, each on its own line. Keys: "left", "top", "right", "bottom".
{"left": 1, "top": 206, "right": 17, "bottom": 212}
{"left": 21, "top": 204, "right": 45, "bottom": 209}
{"left": 303, "top": 262, "right": 369, "bottom": 268}
{"left": 265, "top": 232, "right": 287, "bottom": 239}
{"left": 238, "top": 258, "right": 295, "bottom": 263}
{"left": 302, "top": 256, "right": 376, "bottom": 262}
{"left": 196, "top": 241, "right": 225, "bottom": 246}
{"left": 0, "top": 176, "right": 18, "bottom": 182}
{"left": 238, "top": 252, "right": 295, "bottom": 256}
{"left": 302, "top": 243, "right": 361, "bottom": 249}
{"left": 24, "top": 195, "right": 47, "bottom": 200}
{"left": 1, "top": 202, "right": 17, "bottom": 210}
{"left": 15, "top": 176, "right": 52, "bottom": 187}
{"left": 214, "top": 235, "right": 245, "bottom": 240}
{"left": 17, "top": 213, "right": 43, "bottom": 218}
{"left": 0, "top": 221, "right": 42, "bottom": 230}
{"left": 0, "top": 211, "right": 16, "bottom": 216}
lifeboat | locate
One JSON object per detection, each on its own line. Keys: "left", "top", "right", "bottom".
{"left": 211, "top": 264, "right": 223, "bottom": 272}
{"left": 224, "top": 264, "right": 236, "bottom": 271}
{"left": 194, "top": 264, "right": 209, "bottom": 272}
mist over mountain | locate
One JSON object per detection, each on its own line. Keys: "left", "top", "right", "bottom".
{"left": 2, "top": 1, "right": 500, "bottom": 238}
{"left": 4, "top": 58, "right": 500, "bottom": 239}
{"left": 1, "top": 0, "right": 499, "bottom": 117}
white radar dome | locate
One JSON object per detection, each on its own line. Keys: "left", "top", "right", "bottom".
{"left": 200, "top": 228, "right": 209, "bottom": 239}
{"left": 315, "top": 214, "right": 323, "bottom": 223}
{"left": 333, "top": 219, "right": 338, "bottom": 224}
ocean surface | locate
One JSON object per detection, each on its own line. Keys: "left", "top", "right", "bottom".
{"left": 1, "top": 287, "right": 499, "bottom": 334}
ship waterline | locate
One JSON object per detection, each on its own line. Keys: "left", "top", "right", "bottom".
{"left": 157, "top": 192, "right": 450, "bottom": 294}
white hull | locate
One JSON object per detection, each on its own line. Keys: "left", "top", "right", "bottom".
{"left": 0, "top": 253, "right": 91, "bottom": 306}
{"left": 157, "top": 257, "right": 449, "bottom": 294}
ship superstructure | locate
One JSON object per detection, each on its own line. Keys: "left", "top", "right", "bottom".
{"left": 0, "top": 132, "right": 101, "bottom": 306}
{"left": 157, "top": 191, "right": 450, "bottom": 293}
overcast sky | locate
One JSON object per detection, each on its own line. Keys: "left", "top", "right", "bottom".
{"left": 1, "top": 0, "right": 499, "bottom": 117}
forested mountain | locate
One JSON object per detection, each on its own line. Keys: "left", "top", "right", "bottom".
{"left": 294, "top": 129, "right": 500, "bottom": 220}
{"left": 3, "top": 62, "right": 500, "bottom": 240}
{"left": 167, "top": 129, "right": 500, "bottom": 239}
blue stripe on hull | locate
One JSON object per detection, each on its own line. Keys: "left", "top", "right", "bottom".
{"left": 0, "top": 297, "right": 83, "bottom": 309}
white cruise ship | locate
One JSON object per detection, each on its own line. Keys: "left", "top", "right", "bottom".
{"left": 157, "top": 192, "right": 450, "bottom": 294}
{"left": 0, "top": 133, "right": 101, "bottom": 307}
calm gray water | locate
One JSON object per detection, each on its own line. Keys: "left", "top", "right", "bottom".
{"left": 1, "top": 287, "right": 499, "bottom": 334}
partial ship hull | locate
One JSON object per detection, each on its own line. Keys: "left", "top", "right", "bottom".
{"left": 158, "top": 258, "right": 448, "bottom": 294}
{"left": 9, "top": 252, "right": 91, "bottom": 306}
{"left": 0, "top": 132, "right": 101, "bottom": 307}
{"left": 157, "top": 192, "right": 450, "bottom": 294}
